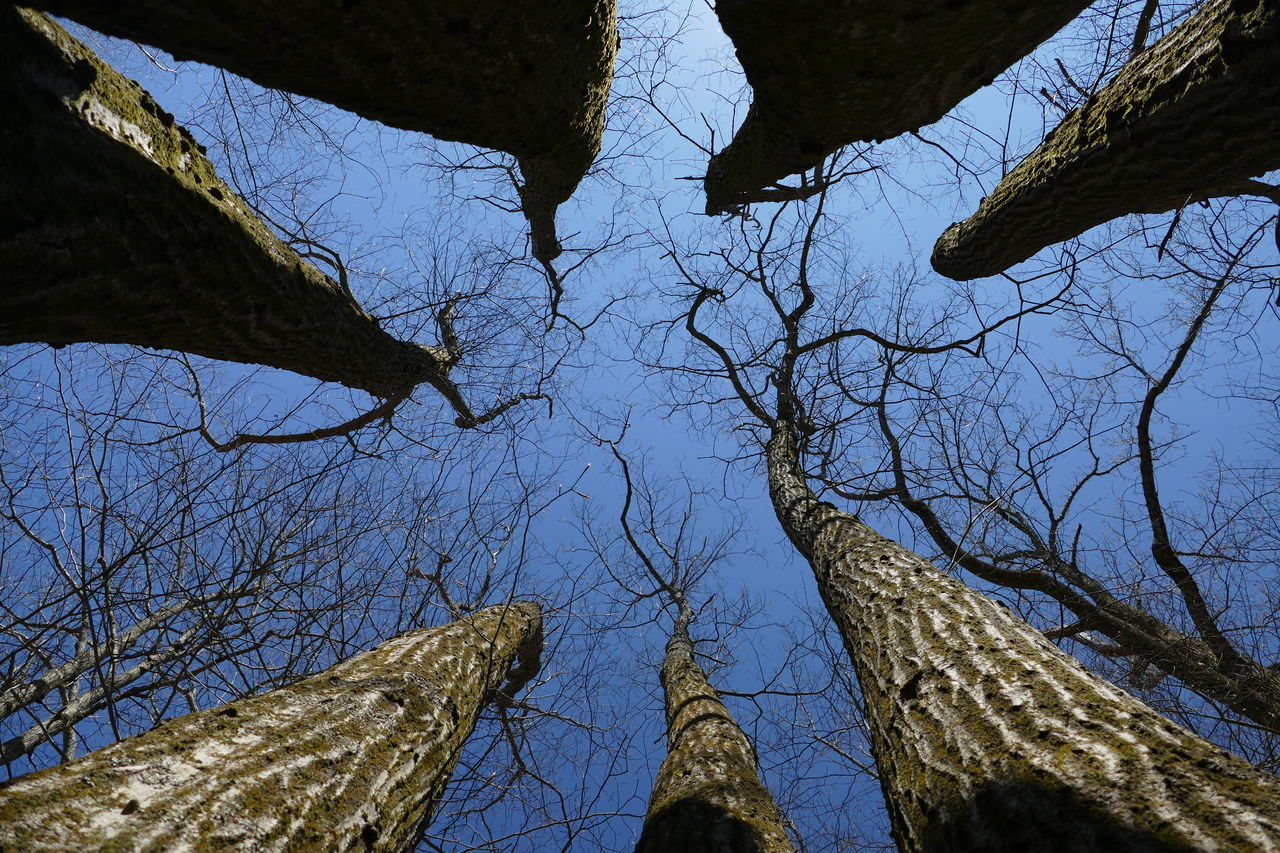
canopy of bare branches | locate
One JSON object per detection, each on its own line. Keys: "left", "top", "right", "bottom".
{"left": 2, "top": 1, "right": 1279, "bottom": 851}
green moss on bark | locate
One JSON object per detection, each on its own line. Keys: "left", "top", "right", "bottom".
{"left": 29, "top": 0, "right": 618, "bottom": 262}
{"left": 931, "top": 0, "right": 1280, "bottom": 281}
{"left": 705, "top": 0, "right": 1091, "bottom": 213}
{"left": 635, "top": 633, "right": 794, "bottom": 853}
{"left": 0, "top": 10, "right": 452, "bottom": 398}
{"left": 766, "top": 423, "right": 1280, "bottom": 851}
{"left": 0, "top": 603, "right": 543, "bottom": 852}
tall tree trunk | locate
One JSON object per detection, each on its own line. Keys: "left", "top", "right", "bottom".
{"left": 635, "top": 617, "right": 795, "bottom": 853}
{"left": 890, "top": 473, "right": 1280, "bottom": 732}
{"left": 0, "top": 602, "right": 543, "bottom": 852}
{"left": 931, "top": 0, "right": 1280, "bottom": 281}
{"left": 704, "top": 0, "right": 1091, "bottom": 214}
{"left": 766, "top": 421, "right": 1280, "bottom": 851}
{"left": 1, "top": 10, "right": 455, "bottom": 399}
{"left": 28, "top": 0, "right": 618, "bottom": 263}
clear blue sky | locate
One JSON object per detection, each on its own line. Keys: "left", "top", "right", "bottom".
{"left": 5, "top": 4, "right": 1279, "bottom": 850}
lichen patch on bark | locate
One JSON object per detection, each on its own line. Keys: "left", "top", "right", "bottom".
{"left": 931, "top": 0, "right": 1280, "bottom": 281}
{"left": 0, "top": 602, "right": 543, "bottom": 852}
{"left": 704, "top": 0, "right": 1091, "bottom": 213}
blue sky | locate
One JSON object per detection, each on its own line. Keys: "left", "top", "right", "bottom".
{"left": 4, "top": 2, "right": 1280, "bottom": 849}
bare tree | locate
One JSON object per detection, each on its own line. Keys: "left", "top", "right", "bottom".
{"left": 0, "top": 601, "right": 543, "bottom": 852}
{"left": 767, "top": 418, "right": 1280, "bottom": 849}
{"left": 0, "top": 11, "right": 462, "bottom": 404}
{"left": 0, "top": 337, "right": 581, "bottom": 776}
{"left": 636, "top": 601, "right": 795, "bottom": 853}
{"left": 932, "top": 0, "right": 1280, "bottom": 280}
{"left": 598, "top": 442, "right": 795, "bottom": 852}
{"left": 704, "top": 0, "right": 1091, "bottom": 213}
{"left": 669, "top": 191, "right": 1280, "bottom": 848}
{"left": 26, "top": 0, "right": 619, "bottom": 264}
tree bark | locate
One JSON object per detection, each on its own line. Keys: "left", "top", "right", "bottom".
{"left": 27, "top": 0, "right": 618, "bottom": 263}
{"left": 931, "top": 0, "right": 1280, "bottom": 281}
{"left": 0, "top": 601, "right": 543, "bottom": 852}
{"left": 634, "top": 620, "right": 795, "bottom": 853}
{"left": 766, "top": 422, "right": 1280, "bottom": 851}
{"left": 1, "top": 10, "right": 455, "bottom": 399}
{"left": 704, "top": 0, "right": 1091, "bottom": 214}
{"left": 894, "top": 489, "right": 1280, "bottom": 733}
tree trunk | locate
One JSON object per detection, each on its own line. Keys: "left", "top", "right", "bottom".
{"left": 704, "top": 0, "right": 1090, "bottom": 214}
{"left": 28, "top": 0, "right": 618, "bottom": 263}
{"left": 0, "top": 601, "right": 543, "bottom": 852}
{"left": 766, "top": 422, "right": 1280, "bottom": 851}
{"left": 635, "top": 621, "right": 795, "bottom": 853}
{"left": 897, "top": 490, "right": 1280, "bottom": 732}
{"left": 0, "top": 10, "right": 454, "bottom": 399}
{"left": 931, "top": 0, "right": 1280, "bottom": 281}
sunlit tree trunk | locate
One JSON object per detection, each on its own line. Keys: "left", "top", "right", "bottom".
{"left": 0, "top": 602, "right": 543, "bottom": 852}
{"left": 766, "top": 422, "right": 1280, "bottom": 851}
{"left": 635, "top": 617, "right": 795, "bottom": 853}
{"left": 0, "top": 10, "right": 454, "bottom": 398}
{"left": 27, "top": 0, "right": 618, "bottom": 262}
{"left": 705, "top": 0, "right": 1090, "bottom": 213}
{"left": 932, "top": 0, "right": 1280, "bottom": 281}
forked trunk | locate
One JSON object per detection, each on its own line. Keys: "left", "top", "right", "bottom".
{"left": 0, "top": 602, "right": 543, "bottom": 852}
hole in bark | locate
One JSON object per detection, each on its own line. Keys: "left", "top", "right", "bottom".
{"left": 899, "top": 670, "right": 924, "bottom": 702}
{"left": 121, "top": 799, "right": 140, "bottom": 815}
{"left": 217, "top": 706, "right": 239, "bottom": 717}
{"left": 361, "top": 824, "right": 378, "bottom": 849}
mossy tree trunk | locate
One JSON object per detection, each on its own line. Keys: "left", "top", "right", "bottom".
{"left": 766, "top": 422, "right": 1280, "bottom": 851}
{"left": 704, "top": 0, "right": 1090, "bottom": 213}
{"left": 1, "top": 10, "right": 454, "bottom": 399}
{"left": 931, "top": 0, "right": 1280, "bottom": 281}
{"left": 634, "top": 616, "right": 795, "bottom": 853}
{"left": 28, "top": 0, "right": 618, "bottom": 262}
{"left": 0, "top": 601, "right": 543, "bottom": 852}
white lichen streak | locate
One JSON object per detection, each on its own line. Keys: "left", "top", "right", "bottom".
{"left": 0, "top": 602, "right": 542, "bottom": 852}
{"left": 74, "top": 95, "right": 155, "bottom": 157}
{"left": 766, "top": 422, "right": 1280, "bottom": 852}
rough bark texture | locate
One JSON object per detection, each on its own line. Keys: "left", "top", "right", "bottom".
{"left": 966, "top": 546, "right": 1280, "bottom": 734}
{"left": 895, "top": 478, "right": 1280, "bottom": 733}
{"left": 704, "top": 0, "right": 1091, "bottom": 214}
{"left": 0, "top": 601, "right": 543, "bottom": 852}
{"left": 766, "top": 422, "right": 1280, "bottom": 852}
{"left": 29, "top": 0, "right": 618, "bottom": 262}
{"left": 1, "top": 10, "right": 453, "bottom": 398}
{"left": 634, "top": 625, "right": 795, "bottom": 853}
{"left": 931, "top": 0, "right": 1280, "bottom": 281}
